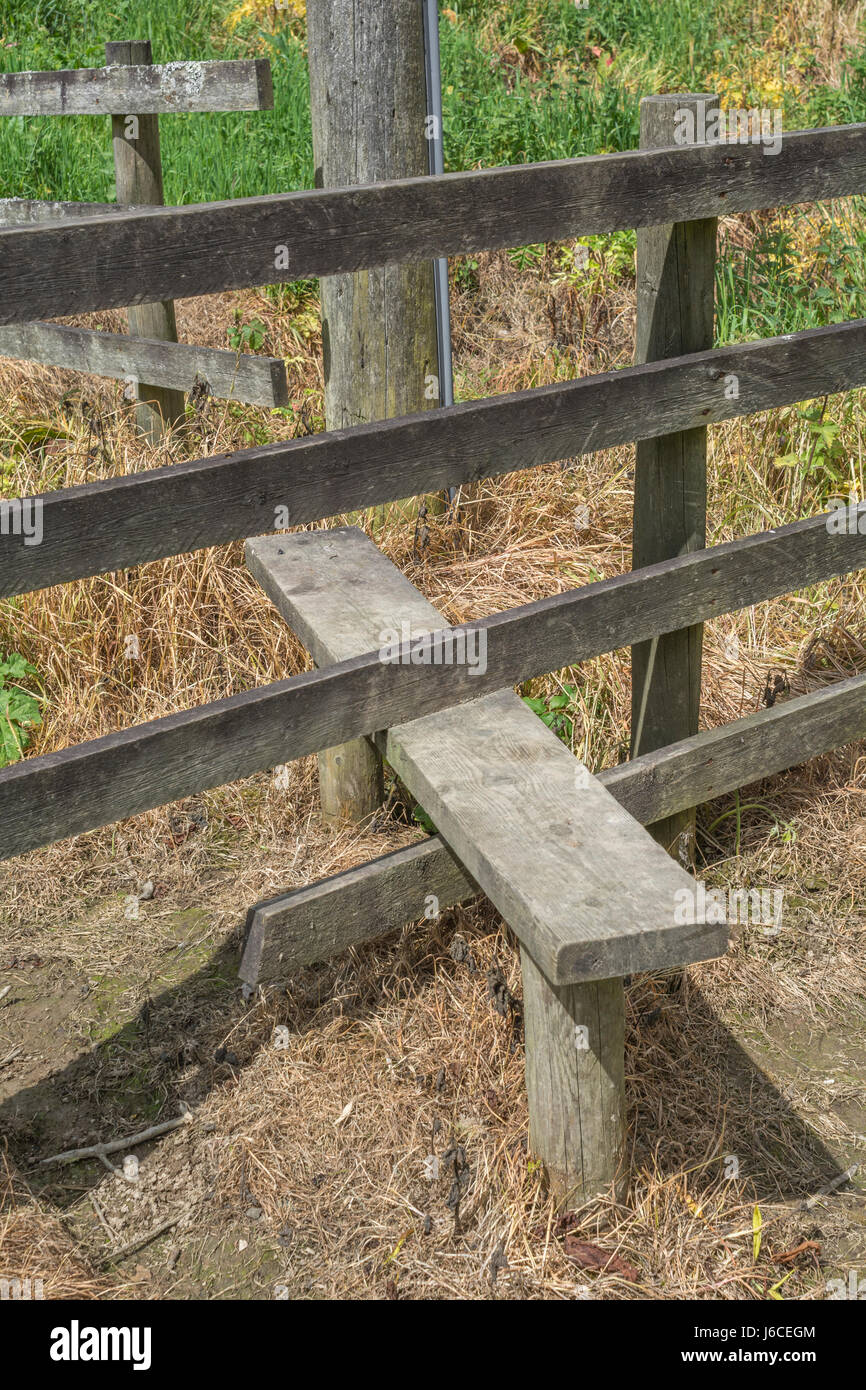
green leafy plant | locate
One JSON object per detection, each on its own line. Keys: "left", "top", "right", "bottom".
{"left": 0, "top": 653, "right": 42, "bottom": 766}
{"left": 775, "top": 400, "right": 852, "bottom": 509}
{"left": 522, "top": 682, "right": 579, "bottom": 743}
{"left": 227, "top": 313, "right": 267, "bottom": 353}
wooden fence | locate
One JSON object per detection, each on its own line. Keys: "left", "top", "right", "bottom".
{"left": 0, "top": 45, "right": 287, "bottom": 436}
{"left": 1, "top": 103, "right": 865, "bottom": 1205}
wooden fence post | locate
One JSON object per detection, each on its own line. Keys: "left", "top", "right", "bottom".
{"left": 522, "top": 950, "right": 626, "bottom": 1205}
{"left": 631, "top": 93, "right": 719, "bottom": 867}
{"left": 306, "top": 0, "right": 440, "bottom": 825}
{"left": 106, "top": 40, "right": 186, "bottom": 443}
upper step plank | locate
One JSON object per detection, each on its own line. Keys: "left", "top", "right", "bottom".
{"left": 246, "top": 528, "right": 727, "bottom": 986}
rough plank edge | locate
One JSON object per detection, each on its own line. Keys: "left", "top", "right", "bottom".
{"left": 0, "top": 199, "right": 144, "bottom": 225}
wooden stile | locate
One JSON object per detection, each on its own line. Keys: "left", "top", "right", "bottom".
{"left": 1, "top": 504, "right": 864, "bottom": 864}
{"left": 241, "top": 669, "right": 866, "bottom": 982}
{"left": 245, "top": 526, "right": 726, "bottom": 1204}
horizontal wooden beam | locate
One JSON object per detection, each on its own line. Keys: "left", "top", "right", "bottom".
{"left": 0, "top": 59, "right": 273, "bottom": 117}
{"left": 3, "top": 319, "right": 866, "bottom": 598}
{"left": 240, "top": 669, "right": 866, "bottom": 982}
{"left": 0, "top": 122, "right": 864, "bottom": 321}
{"left": 244, "top": 529, "right": 718, "bottom": 987}
{"left": 1, "top": 505, "right": 864, "bottom": 863}
{"left": 0, "top": 320, "right": 289, "bottom": 408}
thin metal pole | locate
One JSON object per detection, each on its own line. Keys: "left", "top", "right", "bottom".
{"left": 422, "top": 0, "right": 457, "bottom": 508}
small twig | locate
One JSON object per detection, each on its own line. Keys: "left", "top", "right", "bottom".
{"left": 0, "top": 1044, "right": 23, "bottom": 1068}
{"left": 89, "top": 1192, "right": 118, "bottom": 1244}
{"left": 37, "top": 1111, "right": 193, "bottom": 1167}
{"left": 0, "top": 984, "right": 11, "bottom": 1003}
{"left": 99, "top": 1208, "right": 192, "bottom": 1266}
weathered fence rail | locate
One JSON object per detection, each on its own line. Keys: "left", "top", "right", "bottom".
{"left": 2, "top": 319, "right": 866, "bottom": 598}
{"left": 1, "top": 120, "right": 866, "bottom": 321}
{"left": 2, "top": 504, "right": 864, "bottom": 861}
{"left": 2, "top": 106, "right": 865, "bottom": 1206}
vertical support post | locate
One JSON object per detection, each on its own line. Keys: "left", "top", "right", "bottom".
{"left": 521, "top": 948, "right": 625, "bottom": 1207}
{"left": 306, "top": 0, "right": 440, "bottom": 825}
{"left": 630, "top": 93, "right": 719, "bottom": 866}
{"left": 106, "top": 40, "right": 186, "bottom": 443}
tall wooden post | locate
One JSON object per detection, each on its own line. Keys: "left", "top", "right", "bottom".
{"left": 306, "top": 0, "right": 440, "bottom": 825}
{"left": 631, "top": 94, "right": 718, "bottom": 867}
{"left": 106, "top": 40, "right": 186, "bottom": 443}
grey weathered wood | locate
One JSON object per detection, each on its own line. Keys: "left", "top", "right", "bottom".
{"left": 2, "top": 122, "right": 866, "bottom": 321}
{"left": 246, "top": 528, "right": 717, "bottom": 1206}
{"left": 107, "top": 41, "right": 185, "bottom": 442}
{"left": 0, "top": 58, "right": 273, "bottom": 116}
{"left": 307, "top": 0, "right": 439, "bottom": 822}
{"left": 2, "top": 504, "right": 865, "bottom": 865}
{"left": 241, "top": 837, "right": 475, "bottom": 984}
{"left": 245, "top": 528, "right": 724, "bottom": 987}
{"left": 521, "top": 951, "right": 626, "bottom": 1203}
{"left": 0, "top": 198, "right": 139, "bottom": 224}
{"left": 4, "top": 318, "right": 866, "bottom": 598}
{"left": 0, "top": 320, "right": 289, "bottom": 407}
{"left": 632, "top": 94, "right": 718, "bottom": 864}
{"left": 241, "top": 668, "right": 866, "bottom": 983}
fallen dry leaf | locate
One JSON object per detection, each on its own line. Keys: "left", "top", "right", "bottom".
{"left": 563, "top": 1236, "right": 639, "bottom": 1282}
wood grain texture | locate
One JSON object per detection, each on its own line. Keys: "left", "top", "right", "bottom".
{"left": 245, "top": 528, "right": 723, "bottom": 986}
{"left": 240, "top": 837, "right": 475, "bottom": 984}
{"left": 2, "top": 508, "right": 864, "bottom": 868}
{"left": 0, "top": 320, "right": 289, "bottom": 406}
{"left": 239, "top": 669, "right": 866, "bottom": 984}
{"left": 0, "top": 57, "right": 273, "bottom": 115}
{"left": 107, "top": 41, "right": 185, "bottom": 442}
{"left": 0, "top": 198, "right": 137, "bottom": 224}
{"left": 522, "top": 949, "right": 625, "bottom": 1204}
{"left": 4, "top": 319, "right": 866, "bottom": 597}
{"left": 632, "top": 95, "right": 717, "bottom": 862}
{"left": 1, "top": 122, "right": 865, "bottom": 320}
{"left": 307, "top": 0, "right": 439, "bottom": 820}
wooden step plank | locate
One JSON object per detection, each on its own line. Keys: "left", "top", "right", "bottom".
{"left": 240, "top": 668, "right": 866, "bottom": 983}
{"left": 3, "top": 317, "right": 866, "bottom": 598}
{"left": 0, "top": 59, "right": 273, "bottom": 117}
{"left": 245, "top": 527, "right": 725, "bottom": 986}
{"left": 0, "top": 320, "right": 288, "bottom": 408}
{"left": 1, "top": 122, "right": 865, "bottom": 318}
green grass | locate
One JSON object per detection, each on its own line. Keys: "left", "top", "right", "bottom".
{"left": 3, "top": 0, "right": 866, "bottom": 201}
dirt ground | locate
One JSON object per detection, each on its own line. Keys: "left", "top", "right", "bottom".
{"left": 1, "top": 743, "right": 864, "bottom": 1300}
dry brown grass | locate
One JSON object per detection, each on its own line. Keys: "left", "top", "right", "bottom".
{"left": 0, "top": 236, "right": 864, "bottom": 1300}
